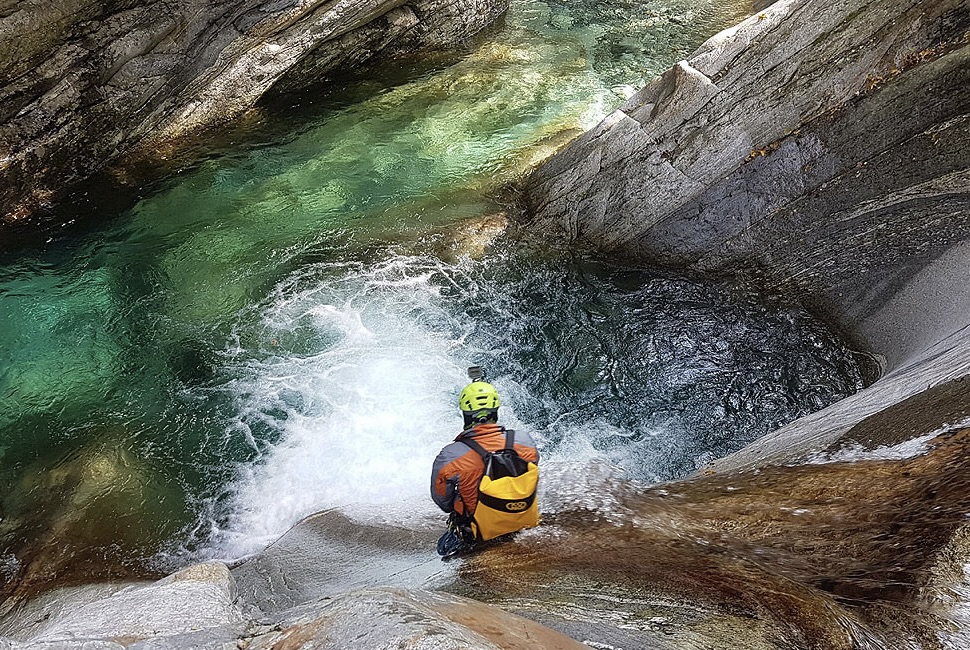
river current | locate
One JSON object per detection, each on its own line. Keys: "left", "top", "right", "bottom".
{"left": 0, "top": 0, "right": 863, "bottom": 588}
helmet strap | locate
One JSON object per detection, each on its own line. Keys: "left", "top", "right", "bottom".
{"left": 464, "top": 409, "right": 498, "bottom": 427}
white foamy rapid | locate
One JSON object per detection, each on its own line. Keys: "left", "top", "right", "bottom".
{"left": 209, "top": 256, "right": 656, "bottom": 557}
{"left": 200, "top": 247, "right": 861, "bottom": 560}
{"left": 206, "top": 254, "right": 618, "bottom": 559}
{"left": 209, "top": 257, "right": 471, "bottom": 557}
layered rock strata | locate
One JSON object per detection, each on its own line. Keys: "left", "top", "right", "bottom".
{"left": 522, "top": 0, "right": 970, "bottom": 468}
{"left": 0, "top": 0, "right": 508, "bottom": 224}
{"left": 523, "top": 0, "right": 970, "bottom": 371}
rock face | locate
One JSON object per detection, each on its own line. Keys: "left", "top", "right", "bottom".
{"left": 0, "top": 562, "right": 245, "bottom": 647}
{"left": 0, "top": 562, "right": 586, "bottom": 649}
{"left": 523, "top": 0, "right": 970, "bottom": 373}
{"left": 0, "top": 0, "right": 508, "bottom": 225}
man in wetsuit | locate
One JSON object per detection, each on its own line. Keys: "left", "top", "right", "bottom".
{"left": 431, "top": 375, "right": 540, "bottom": 556}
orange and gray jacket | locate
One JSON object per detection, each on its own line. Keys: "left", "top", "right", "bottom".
{"left": 431, "top": 423, "right": 540, "bottom": 516}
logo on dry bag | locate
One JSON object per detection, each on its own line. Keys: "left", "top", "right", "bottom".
{"left": 505, "top": 501, "right": 528, "bottom": 511}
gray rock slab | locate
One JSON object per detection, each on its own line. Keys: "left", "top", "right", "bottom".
{"left": 523, "top": 0, "right": 970, "bottom": 373}
{"left": 2, "top": 642, "right": 125, "bottom": 650}
{"left": 231, "top": 509, "right": 450, "bottom": 614}
{"left": 125, "top": 624, "right": 248, "bottom": 650}
{"left": 0, "top": 582, "right": 135, "bottom": 641}
{"left": 246, "top": 587, "right": 588, "bottom": 650}
{"left": 1, "top": 562, "right": 244, "bottom": 646}
{"left": 527, "top": 0, "right": 966, "bottom": 245}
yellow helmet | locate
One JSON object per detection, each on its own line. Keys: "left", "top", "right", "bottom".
{"left": 458, "top": 381, "right": 500, "bottom": 414}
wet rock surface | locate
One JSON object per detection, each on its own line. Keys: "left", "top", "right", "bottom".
{"left": 5, "top": 432, "right": 970, "bottom": 649}
{"left": 455, "top": 430, "right": 970, "bottom": 649}
{"left": 230, "top": 509, "right": 443, "bottom": 613}
{"left": 0, "top": 0, "right": 509, "bottom": 226}
{"left": 709, "top": 322, "right": 970, "bottom": 472}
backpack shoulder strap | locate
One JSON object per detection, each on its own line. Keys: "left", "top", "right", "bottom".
{"left": 458, "top": 428, "right": 517, "bottom": 458}
{"left": 458, "top": 436, "right": 490, "bottom": 460}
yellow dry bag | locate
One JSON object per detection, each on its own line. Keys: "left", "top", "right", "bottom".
{"left": 460, "top": 431, "right": 539, "bottom": 542}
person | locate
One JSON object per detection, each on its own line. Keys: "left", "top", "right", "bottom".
{"left": 431, "top": 375, "right": 540, "bottom": 557}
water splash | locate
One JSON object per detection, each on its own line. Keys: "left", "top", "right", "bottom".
{"left": 198, "top": 249, "right": 859, "bottom": 559}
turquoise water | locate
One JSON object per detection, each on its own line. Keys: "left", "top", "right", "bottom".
{"left": 0, "top": 0, "right": 863, "bottom": 586}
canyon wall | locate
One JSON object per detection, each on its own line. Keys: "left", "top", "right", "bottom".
{"left": 523, "top": 0, "right": 970, "bottom": 374}
{"left": 522, "top": 0, "right": 970, "bottom": 468}
{"left": 0, "top": 0, "right": 508, "bottom": 225}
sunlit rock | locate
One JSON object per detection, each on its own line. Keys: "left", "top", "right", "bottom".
{"left": 246, "top": 588, "right": 588, "bottom": 650}
{"left": 2, "top": 0, "right": 969, "bottom": 648}
{"left": 523, "top": 0, "right": 970, "bottom": 469}
{"left": 0, "top": 576, "right": 586, "bottom": 649}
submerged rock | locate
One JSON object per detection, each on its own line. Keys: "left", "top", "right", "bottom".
{"left": 7, "top": 432, "right": 970, "bottom": 649}
{"left": 0, "top": 435, "right": 183, "bottom": 604}
{"left": 515, "top": 1, "right": 970, "bottom": 642}
{"left": 3, "top": 1, "right": 970, "bottom": 648}
{"left": 709, "top": 345, "right": 970, "bottom": 472}
{"left": 0, "top": 0, "right": 510, "bottom": 225}
{"left": 435, "top": 212, "right": 510, "bottom": 260}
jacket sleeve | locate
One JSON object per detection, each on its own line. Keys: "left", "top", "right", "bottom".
{"left": 431, "top": 445, "right": 458, "bottom": 513}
